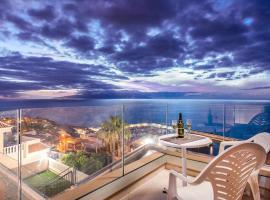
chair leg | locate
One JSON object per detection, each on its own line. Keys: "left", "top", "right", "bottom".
{"left": 248, "top": 172, "right": 260, "bottom": 200}
{"left": 168, "top": 173, "right": 177, "bottom": 200}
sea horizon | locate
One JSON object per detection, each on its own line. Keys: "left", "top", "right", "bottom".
{"left": 0, "top": 99, "right": 269, "bottom": 136}
{"left": 0, "top": 98, "right": 270, "bottom": 110}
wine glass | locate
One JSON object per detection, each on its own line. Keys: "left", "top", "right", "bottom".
{"left": 186, "top": 119, "right": 192, "bottom": 138}
{"left": 172, "top": 120, "right": 177, "bottom": 133}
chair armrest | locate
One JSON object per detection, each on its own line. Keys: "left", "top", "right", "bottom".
{"left": 219, "top": 140, "right": 243, "bottom": 154}
{"left": 260, "top": 164, "right": 270, "bottom": 177}
{"left": 169, "top": 170, "right": 193, "bottom": 184}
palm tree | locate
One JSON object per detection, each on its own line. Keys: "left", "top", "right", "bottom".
{"left": 97, "top": 116, "right": 131, "bottom": 161}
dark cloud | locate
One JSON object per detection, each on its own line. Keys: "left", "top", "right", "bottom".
{"left": 97, "top": 45, "right": 115, "bottom": 55}
{"left": 41, "top": 19, "right": 74, "bottom": 39}
{"left": 72, "top": 0, "right": 178, "bottom": 28}
{"left": 195, "top": 65, "right": 215, "bottom": 70}
{"left": 216, "top": 71, "right": 235, "bottom": 79}
{"left": 0, "top": 53, "right": 126, "bottom": 97}
{"left": 65, "top": 36, "right": 94, "bottom": 52}
{"left": 206, "top": 73, "right": 216, "bottom": 79}
{"left": 190, "top": 23, "right": 248, "bottom": 59}
{"left": 115, "top": 34, "right": 184, "bottom": 61}
{"left": 28, "top": 5, "right": 55, "bottom": 21}
{"left": 73, "top": 20, "right": 88, "bottom": 32}
{"left": 147, "top": 33, "right": 185, "bottom": 58}
{"left": 6, "top": 14, "right": 32, "bottom": 31}
{"left": 240, "top": 0, "right": 270, "bottom": 30}
{"left": 234, "top": 42, "right": 270, "bottom": 70}
{"left": 112, "top": 32, "right": 185, "bottom": 73}
{"left": 62, "top": 3, "right": 78, "bottom": 13}
{"left": 190, "top": 19, "right": 247, "bottom": 40}
{"left": 249, "top": 68, "right": 265, "bottom": 75}
{"left": 205, "top": 71, "right": 238, "bottom": 80}
{"left": 0, "top": 0, "right": 10, "bottom": 19}
{"left": 4, "top": 0, "right": 269, "bottom": 75}
{"left": 117, "top": 58, "right": 175, "bottom": 74}
{"left": 217, "top": 56, "right": 234, "bottom": 68}
{"left": 0, "top": 0, "right": 270, "bottom": 99}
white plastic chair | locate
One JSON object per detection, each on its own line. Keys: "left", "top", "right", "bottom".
{"left": 167, "top": 143, "right": 266, "bottom": 200}
{"left": 219, "top": 132, "right": 270, "bottom": 199}
{"left": 219, "top": 132, "right": 270, "bottom": 154}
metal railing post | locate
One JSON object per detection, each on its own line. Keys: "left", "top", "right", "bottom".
{"left": 121, "top": 105, "right": 125, "bottom": 176}
{"left": 223, "top": 104, "right": 226, "bottom": 139}
{"left": 166, "top": 104, "right": 168, "bottom": 135}
{"left": 233, "top": 105, "right": 236, "bottom": 126}
{"left": 17, "top": 109, "right": 22, "bottom": 200}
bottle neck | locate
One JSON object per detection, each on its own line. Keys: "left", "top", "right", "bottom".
{"left": 178, "top": 113, "right": 182, "bottom": 121}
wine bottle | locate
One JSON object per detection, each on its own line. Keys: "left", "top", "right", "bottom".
{"left": 177, "top": 113, "right": 185, "bottom": 138}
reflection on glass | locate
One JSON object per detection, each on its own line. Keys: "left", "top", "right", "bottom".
{"left": 172, "top": 120, "right": 177, "bottom": 130}
{"left": 186, "top": 119, "right": 192, "bottom": 132}
{"left": 186, "top": 119, "right": 192, "bottom": 139}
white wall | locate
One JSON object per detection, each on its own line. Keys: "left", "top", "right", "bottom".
{"left": 48, "top": 158, "right": 70, "bottom": 174}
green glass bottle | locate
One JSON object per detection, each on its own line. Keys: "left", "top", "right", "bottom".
{"left": 177, "top": 113, "right": 185, "bottom": 138}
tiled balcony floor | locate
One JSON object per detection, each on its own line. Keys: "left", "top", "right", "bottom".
{"left": 0, "top": 168, "right": 30, "bottom": 200}
{"left": 117, "top": 169, "right": 169, "bottom": 200}
{"left": 109, "top": 168, "right": 268, "bottom": 200}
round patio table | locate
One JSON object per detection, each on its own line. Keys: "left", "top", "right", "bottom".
{"left": 159, "top": 133, "right": 212, "bottom": 186}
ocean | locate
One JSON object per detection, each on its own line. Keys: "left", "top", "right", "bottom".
{"left": 0, "top": 99, "right": 269, "bottom": 139}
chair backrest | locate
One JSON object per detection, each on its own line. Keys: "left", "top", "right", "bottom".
{"left": 249, "top": 132, "right": 270, "bottom": 153}
{"left": 193, "top": 143, "right": 266, "bottom": 200}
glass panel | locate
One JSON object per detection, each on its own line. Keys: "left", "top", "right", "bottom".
{"left": 166, "top": 101, "right": 224, "bottom": 135}
{"left": 0, "top": 110, "right": 20, "bottom": 200}
{"left": 225, "top": 103, "right": 270, "bottom": 139}
{"left": 123, "top": 103, "right": 167, "bottom": 174}
{"left": 20, "top": 106, "right": 122, "bottom": 198}
{"left": 1, "top": 100, "right": 269, "bottom": 199}
{"left": 166, "top": 101, "right": 225, "bottom": 155}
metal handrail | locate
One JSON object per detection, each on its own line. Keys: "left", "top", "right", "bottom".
{"left": 53, "top": 166, "right": 72, "bottom": 178}
{"left": 40, "top": 170, "right": 73, "bottom": 197}
{"left": 44, "top": 170, "right": 73, "bottom": 187}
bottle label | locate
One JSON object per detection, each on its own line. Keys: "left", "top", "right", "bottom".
{"left": 177, "top": 113, "right": 184, "bottom": 138}
{"left": 177, "top": 124, "right": 184, "bottom": 138}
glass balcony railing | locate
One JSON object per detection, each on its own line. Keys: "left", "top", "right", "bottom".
{"left": 0, "top": 101, "right": 269, "bottom": 199}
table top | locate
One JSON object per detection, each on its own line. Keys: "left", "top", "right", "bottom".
{"left": 159, "top": 133, "right": 212, "bottom": 149}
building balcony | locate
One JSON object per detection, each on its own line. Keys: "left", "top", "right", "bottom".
{"left": 0, "top": 104, "right": 269, "bottom": 199}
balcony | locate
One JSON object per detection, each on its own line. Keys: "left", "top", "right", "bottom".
{"left": 0, "top": 102, "right": 269, "bottom": 199}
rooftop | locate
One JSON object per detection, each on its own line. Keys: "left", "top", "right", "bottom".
{"left": 22, "top": 136, "right": 39, "bottom": 142}
{"left": 28, "top": 142, "right": 49, "bottom": 153}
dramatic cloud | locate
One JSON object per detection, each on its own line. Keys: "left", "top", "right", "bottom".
{"left": 41, "top": 19, "right": 74, "bottom": 39}
{"left": 66, "top": 36, "right": 94, "bottom": 52}
{"left": 0, "top": 0, "right": 269, "bottom": 99}
{"left": 6, "top": 14, "right": 32, "bottom": 31}
{"left": 28, "top": 5, "right": 55, "bottom": 21}
{"left": 0, "top": 53, "right": 124, "bottom": 98}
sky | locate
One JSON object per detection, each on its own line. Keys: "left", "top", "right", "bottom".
{"left": 0, "top": 0, "right": 269, "bottom": 100}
